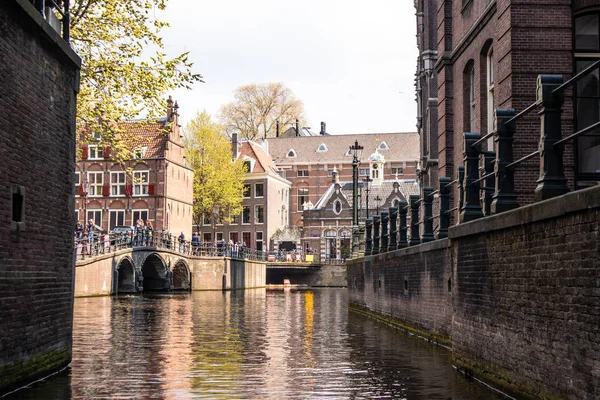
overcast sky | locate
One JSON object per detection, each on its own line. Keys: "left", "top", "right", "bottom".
{"left": 160, "top": 0, "right": 417, "bottom": 135}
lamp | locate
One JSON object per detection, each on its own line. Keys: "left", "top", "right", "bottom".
{"left": 350, "top": 140, "right": 363, "bottom": 254}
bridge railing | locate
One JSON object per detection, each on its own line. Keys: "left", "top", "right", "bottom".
{"left": 74, "top": 231, "right": 269, "bottom": 262}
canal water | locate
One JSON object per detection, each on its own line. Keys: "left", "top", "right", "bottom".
{"left": 8, "top": 289, "right": 505, "bottom": 399}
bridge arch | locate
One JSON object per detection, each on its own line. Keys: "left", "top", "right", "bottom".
{"left": 115, "top": 256, "right": 136, "bottom": 294}
{"left": 172, "top": 259, "right": 191, "bottom": 291}
{"left": 140, "top": 253, "right": 171, "bottom": 292}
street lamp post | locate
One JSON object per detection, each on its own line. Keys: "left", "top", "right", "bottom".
{"left": 375, "top": 195, "right": 382, "bottom": 215}
{"left": 350, "top": 140, "right": 363, "bottom": 255}
{"left": 363, "top": 176, "right": 372, "bottom": 219}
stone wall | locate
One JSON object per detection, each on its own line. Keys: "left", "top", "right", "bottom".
{"left": 347, "top": 185, "right": 599, "bottom": 399}
{"left": 0, "top": 1, "right": 80, "bottom": 395}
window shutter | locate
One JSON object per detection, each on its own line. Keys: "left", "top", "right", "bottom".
{"left": 102, "top": 184, "right": 110, "bottom": 196}
{"left": 125, "top": 184, "right": 133, "bottom": 196}
{"left": 81, "top": 145, "right": 88, "bottom": 160}
{"left": 103, "top": 146, "right": 111, "bottom": 159}
{"left": 148, "top": 184, "right": 155, "bottom": 195}
{"left": 77, "top": 185, "right": 85, "bottom": 196}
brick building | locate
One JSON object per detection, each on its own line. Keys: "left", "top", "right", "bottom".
{"left": 75, "top": 98, "right": 194, "bottom": 239}
{"left": 418, "top": 0, "right": 600, "bottom": 219}
{"left": 197, "top": 138, "right": 291, "bottom": 251}
{"left": 0, "top": 1, "right": 80, "bottom": 394}
{"left": 267, "top": 132, "right": 420, "bottom": 229}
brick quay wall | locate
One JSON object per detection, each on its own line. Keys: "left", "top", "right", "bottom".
{"left": 347, "top": 185, "right": 599, "bottom": 400}
{"left": 0, "top": 1, "right": 81, "bottom": 396}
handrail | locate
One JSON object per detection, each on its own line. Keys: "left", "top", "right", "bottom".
{"left": 552, "top": 59, "right": 600, "bottom": 94}
{"left": 505, "top": 101, "right": 541, "bottom": 125}
{"left": 553, "top": 120, "right": 600, "bottom": 148}
{"left": 472, "top": 130, "right": 496, "bottom": 147}
{"left": 506, "top": 150, "right": 539, "bottom": 170}
{"left": 472, "top": 171, "right": 495, "bottom": 185}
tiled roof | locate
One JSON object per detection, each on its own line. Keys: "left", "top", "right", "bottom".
{"left": 267, "top": 132, "right": 419, "bottom": 164}
{"left": 314, "top": 179, "right": 420, "bottom": 210}
{"left": 239, "top": 140, "right": 283, "bottom": 176}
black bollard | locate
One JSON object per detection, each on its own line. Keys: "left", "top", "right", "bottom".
{"left": 372, "top": 216, "right": 381, "bottom": 255}
{"left": 409, "top": 195, "right": 421, "bottom": 246}
{"left": 491, "top": 108, "right": 519, "bottom": 213}
{"left": 422, "top": 187, "right": 434, "bottom": 242}
{"left": 365, "top": 218, "right": 373, "bottom": 256}
{"left": 398, "top": 200, "right": 408, "bottom": 248}
{"left": 388, "top": 207, "right": 398, "bottom": 251}
{"left": 437, "top": 177, "right": 451, "bottom": 239}
{"left": 460, "top": 133, "right": 483, "bottom": 223}
{"left": 380, "top": 211, "right": 389, "bottom": 254}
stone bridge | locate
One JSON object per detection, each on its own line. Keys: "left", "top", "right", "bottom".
{"left": 74, "top": 247, "right": 267, "bottom": 297}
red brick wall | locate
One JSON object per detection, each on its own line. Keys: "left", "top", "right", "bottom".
{"left": 0, "top": 2, "right": 80, "bottom": 394}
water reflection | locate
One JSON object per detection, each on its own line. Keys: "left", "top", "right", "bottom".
{"left": 7, "top": 289, "right": 504, "bottom": 399}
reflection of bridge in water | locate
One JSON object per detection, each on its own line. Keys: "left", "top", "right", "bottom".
{"left": 74, "top": 239, "right": 347, "bottom": 297}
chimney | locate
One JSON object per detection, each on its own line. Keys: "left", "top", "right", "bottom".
{"left": 166, "top": 96, "right": 174, "bottom": 121}
{"left": 332, "top": 167, "right": 339, "bottom": 183}
{"left": 295, "top": 119, "right": 299, "bottom": 137}
{"left": 276, "top": 120, "right": 280, "bottom": 137}
{"left": 320, "top": 121, "right": 326, "bottom": 135}
{"left": 231, "top": 133, "right": 238, "bottom": 161}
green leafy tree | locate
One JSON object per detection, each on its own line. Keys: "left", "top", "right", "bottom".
{"left": 183, "top": 112, "right": 246, "bottom": 237}
{"left": 219, "top": 82, "right": 306, "bottom": 141}
{"left": 70, "top": 0, "right": 203, "bottom": 159}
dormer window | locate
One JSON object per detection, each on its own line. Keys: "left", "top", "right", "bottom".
{"left": 316, "top": 143, "right": 328, "bottom": 152}
{"left": 378, "top": 141, "right": 389, "bottom": 150}
{"left": 286, "top": 149, "right": 297, "bottom": 158}
{"left": 91, "top": 132, "right": 101, "bottom": 141}
{"left": 344, "top": 149, "right": 352, "bottom": 156}
{"left": 243, "top": 160, "right": 253, "bottom": 173}
{"left": 133, "top": 146, "right": 147, "bottom": 159}
{"left": 333, "top": 200, "right": 342, "bottom": 214}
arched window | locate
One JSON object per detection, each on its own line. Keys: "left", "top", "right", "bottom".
{"left": 574, "top": 13, "right": 600, "bottom": 176}
{"left": 486, "top": 47, "right": 495, "bottom": 150}
{"left": 464, "top": 61, "right": 476, "bottom": 133}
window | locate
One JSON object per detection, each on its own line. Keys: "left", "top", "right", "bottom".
{"left": 256, "top": 231, "right": 264, "bottom": 251}
{"left": 297, "top": 169, "right": 309, "bottom": 177}
{"left": 317, "top": 143, "right": 328, "bottom": 152}
{"left": 132, "top": 209, "right": 148, "bottom": 224}
{"left": 333, "top": 200, "right": 342, "bottom": 214}
{"left": 203, "top": 214, "right": 211, "bottom": 225}
{"left": 110, "top": 172, "right": 125, "bottom": 196}
{"left": 328, "top": 169, "right": 334, "bottom": 177}
{"left": 231, "top": 213, "right": 240, "bottom": 224}
{"left": 242, "top": 232, "right": 251, "bottom": 247}
{"left": 109, "top": 210, "right": 125, "bottom": 230}
{"left": 371, "top": 163, "right": 380, "bottom": 179}
{"left": 391, "top": 167, "right": 403, "bottom": 176}
{"left": 133, "top": 147, "right": 147, "bottom": 159}
{"left": 132, "top": 171, "right": 149, "bottom": 196}
{"left": 344, "top": 149, "right": 352, "bottom": 157}
{"left": 465, "top": 63, "right": 476, "bottom": 133}
{"left": 359, "top": 168, "right": 370, "bottom": 176}
{"left": 255, "top": 205, "right": 264, "bottom": 224}
{"left": 574, "top": 13, "right": 600, "bottom": 175}
{"left": 297, "top": 187, "right": 309, "bottom": 211}
{"left": 255, "top": 183, "right": 264, "bottom": 198}
{"left": 243, "top": 184, "right": 251, "bottom": 198}
{"left": 203, "top": 232, "right": 211, "bottom": 242}
{"left": 230, "top": 231, "right": 239, "bottom": 243}
{"left": 243, "top": 160, "right": 252, "bottom": 173}
{"left": 11, "top": 184, "right": 25, "bottom": 231}
{"left": 87, "top": 172, "right": 103, "bottom": 197}
{"left": 87, "top": 210, "right": 102, "bottom": 227}
{"left": 286, "top": 149, "right": 297, "bottom": 158}
{"left": 216, "top": 232, "right": 223, "bottom": 241}
{"left": 242, "top": 206, "right": 251, "bottom": 224}
{"left": 487, "top": 48, "right": 495, "bottom": 150}
{"left": 75, "top": 171, "right": 81, "bottom": 186}
{"left": 378, "top": 141, "right": 389, "bottom": 150}
{"left": 88, "top": 145, "right": 103, "bottom": 160}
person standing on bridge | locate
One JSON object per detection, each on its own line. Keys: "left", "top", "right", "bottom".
{"left": 178, "top": 232, "right": 185, "bottom": 253}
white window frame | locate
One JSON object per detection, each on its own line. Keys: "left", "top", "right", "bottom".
{"left": 316, "top": 143, "right": 328, "bottom": 152}
{"left": 391, "top": 167, "right": 404, "bottom": 176}
{"left": 297, "top": 187, "right": 309, "bottom": 211}
{"left": 109, "top": 210, "right": 125, "bottom": 230}
{"left": 75, "top": 171, "right": 81, "bottom": 197}
{"left": 132, "top": 170, "right": 149, "bottom": 196}
{"left": 87, "top": 171, "right": 103, "bottom": 197}
{"left": 132, "top": 209, "right": 148, "bottom": 225}
{"left": 378, "top": 141, "right": 389, "bottom": 150}
{"left": 87, "top": 209, "right": 102, "bottom": 227}
{"left": 110, "top": 171, "right": 126, "bottom": 197}
{"left": 133, "top": 146, "right": 147, "bottom": 159}
{"left": 286, "top": 149, "right": 297, "bottom": 158}
{"left": 359, "top": 168, "right": 370, "bottom": 176}
{"left": 297, "top": 169, "right": 309, "bottom": 177}
{"left": 487, "top": 47, "right": 495, "bottom": 150}
{"left": 254, "top": 205, "right": 264, "bottom": 224}
{"left": 88, "top": 145, "right": 103, "bottom": 160}
{"left": 254, "top": 183, "right": 264, "bottom": 198}
{"left": 242, "top": 206, "right": 251, "bottom": 225}
{"left": 243, "top": 184, "right": 251, "bottom": 198}
{"left": 256, "top": 231, "right": 263, "bottom": 251}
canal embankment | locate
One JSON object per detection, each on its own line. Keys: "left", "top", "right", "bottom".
{"left": 347, "top": 185, "right": 600, "bottom": 399}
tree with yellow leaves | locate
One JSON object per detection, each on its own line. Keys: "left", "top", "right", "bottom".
{"left": 183, "top": 112, "right": 246, "bottom": 235}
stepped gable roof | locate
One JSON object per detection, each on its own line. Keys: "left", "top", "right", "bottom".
{"left": 314, "top": 179, "right": 420, "bottom": 210}
{"left": 267, "top": 132, "right": 419, "bottom": 164}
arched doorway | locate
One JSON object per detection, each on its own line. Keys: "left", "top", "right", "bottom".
{"left": 172, "top": 260, "right": 191, "bottom": 291}
{"left": 116, "top": 258, "right": 136, "bottom": 293}
{"left": 141, "top": 254, "right": 170, "bottom": 292}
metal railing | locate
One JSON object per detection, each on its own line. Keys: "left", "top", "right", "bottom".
{"left": 31, "top": 0, "right": 70, "bottom": 42}
{"left": 360, "top": 67, "right": 599, "bottom": 256}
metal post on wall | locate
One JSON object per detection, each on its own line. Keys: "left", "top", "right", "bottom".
{"left": 421, "top": 187, "right": 434, "bottom": 242}
{"left": 437, "top": 177, "right": 451, "bottom": 239}
{"left": 491, "top": 108, "right": 519, "bottom": 214}
{"left": 372, "top": 215, "right": 380, "bottom": 256}
{"left": 398, "top": 200, "right": 408, "bottom": 248}
{"left": 365, "top": 218, "right": 373, "bottom": 256}
{"left": 380, "top": 211, "right": 389, "bottom": 254}
{"left": 460, "top": 133, "right": 483, "bottom": 223}
{"left": 409, "top": 195, "right": 420, "bottom": 246}
{"left": 388, "top": 207, "right": 398, "bottom": 251}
